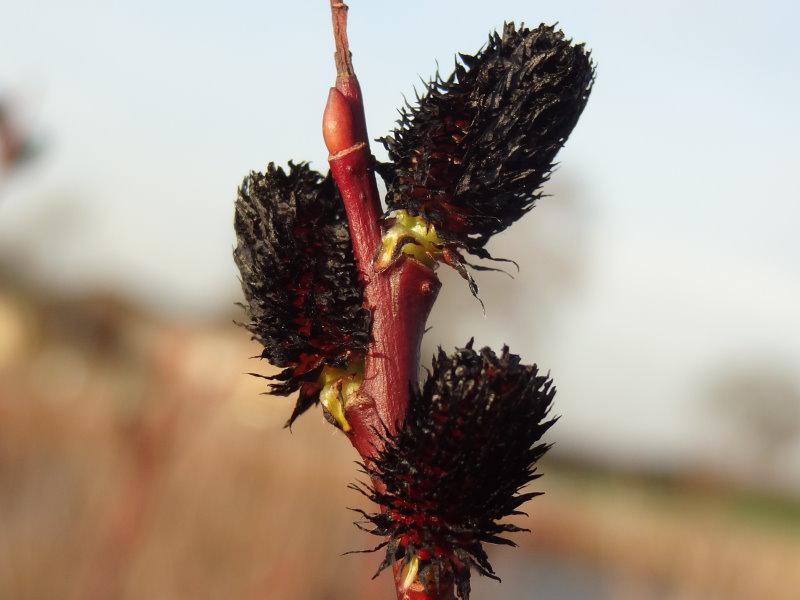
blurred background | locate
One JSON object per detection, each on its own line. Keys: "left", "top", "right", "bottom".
{"left": 1, "top": 1, "right": 799, "bottom": 598}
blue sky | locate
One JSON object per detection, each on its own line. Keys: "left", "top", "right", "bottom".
{"left": 2, "top": 1, "right": 799, "bottom": 484}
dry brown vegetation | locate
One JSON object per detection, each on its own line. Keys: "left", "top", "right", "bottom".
{"left": 1, "top": 289, "right": 798, "bottom": 599}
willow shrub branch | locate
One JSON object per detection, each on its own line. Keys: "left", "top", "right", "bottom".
{"left": 324, "top": 91, "right": 440, "bottom": 464}
{"left": 233, "top": 3, "right": 594, "bottom": 599}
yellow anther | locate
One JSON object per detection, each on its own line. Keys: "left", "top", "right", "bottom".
{"left": 318, "top": 360, "right": 364, "bottom": 432}
{"left": 376, "top": 210, "right": 443, "bottom": 270}
{"left": 399, "top": 554, "right": 421, "bottom": 591}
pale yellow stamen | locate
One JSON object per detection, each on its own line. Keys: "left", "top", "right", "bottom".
{"left": 318, "top": 361, "right": 363, "bottom": 431}
{"left": 376, "top": 210, "right": 443, "bottom": 270}
{"left": 399, "top": 554, "right": 421, "bottom": 590}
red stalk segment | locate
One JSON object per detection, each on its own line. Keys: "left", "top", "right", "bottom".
{"left": 324, "top": 3, "right": 440, "bottom": 459}
{"left": 325, "top": 3, "right": 447, "bottom": 599}
{"left": 398, "top": 581, "right": 456, "bottom": 600}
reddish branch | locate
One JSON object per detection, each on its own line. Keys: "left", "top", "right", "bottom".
{"left": 324, "top": 2, "right": 446, "bottom": 598}
{"left": 324, "top": 2, "right": 440, "bottom": 460}
{"left": 0, "top": 103, "right": 25, "bottom": 170}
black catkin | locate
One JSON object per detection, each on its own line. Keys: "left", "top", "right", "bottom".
{"left": 377, "top": 23, "right": 594, "bottom": 261}
{"left": 352, "top": 341, "right": 556, "bottom": 599}
{"left": 234, "top": 162, "right": 370, "bottom": 426}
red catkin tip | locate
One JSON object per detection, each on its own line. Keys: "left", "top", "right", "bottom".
{"left": 323, "top": 87, "right": 357, "bottom": 155}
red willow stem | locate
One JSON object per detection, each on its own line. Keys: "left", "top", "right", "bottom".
{"left": 324, "top": 3, "right": 450, "bottom": 600}
{"left": 324, "top": 1, "right": 440, "bottom": 460}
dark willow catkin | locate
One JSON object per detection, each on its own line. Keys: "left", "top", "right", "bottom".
{"left": 377, "top": 23, "right": 594, "bottom": 261}
{"left": 233, "top": 13, "right": 593, "bottom": 599}
{"left": 234, "top": 162, "right": 370, "bottom": 426}
{"left": 352, "top": 341, "right": 556, "bottom": 599}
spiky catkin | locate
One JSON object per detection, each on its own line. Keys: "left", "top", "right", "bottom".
{"left": 234, "top": 161, "right": 370, "bottom": 426}
{"left": 377, "top": 23, "right": 594, "bottom": 259}
{"left": 352, "top": 341, "right": 556, "bottom": 599}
